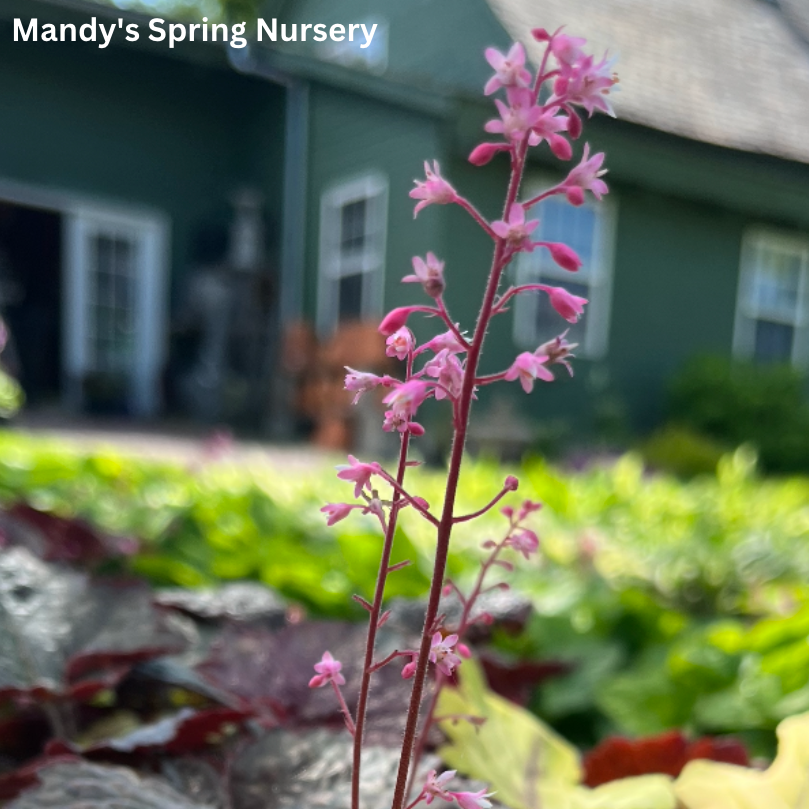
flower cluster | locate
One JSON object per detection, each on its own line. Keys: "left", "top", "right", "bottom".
{"left": 311, "top": 25, "right": 615, "bottom": 809}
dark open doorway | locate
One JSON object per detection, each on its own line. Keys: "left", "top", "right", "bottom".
{"left": 0, "top": 203, "right": 62, "bottom": 406}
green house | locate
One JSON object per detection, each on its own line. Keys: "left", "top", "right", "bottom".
{"left": 3, "top": 0, "right": 809, "bottom": 439}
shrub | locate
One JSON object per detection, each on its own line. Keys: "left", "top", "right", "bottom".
{"left": 667, "top": 356, "right": 809, "bottom": 474}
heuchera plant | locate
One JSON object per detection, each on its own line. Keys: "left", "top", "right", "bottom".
{"left": 315, "top": 25, "right": 617, "bottom": 809}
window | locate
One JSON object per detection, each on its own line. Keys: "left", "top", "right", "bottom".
{"left": 513, "top": 187, "right": 616, "bottom": 358}
{"left": 734, "top": 229, "right": 809, "bottom": 368}
{"left": 317, "top": 174, "right": 388, "bottom": 335}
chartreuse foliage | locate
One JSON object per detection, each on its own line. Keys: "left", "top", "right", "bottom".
{"left": 439, "top": 660, "right": 809, "bottom": 809}
{"left": 437, "top": 658, "right": 677, "bottom": 809}
{"left": 0, "top": 431, "right": 808, "bottom": 746}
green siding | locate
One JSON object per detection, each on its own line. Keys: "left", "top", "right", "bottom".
{"left": 304, "top": 82, "right": 447, "bottom": 321}
{"left": 0, "top": 15, "right": 286, "bottom": 307}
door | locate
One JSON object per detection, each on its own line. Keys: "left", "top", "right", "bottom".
{"left": 63, "top": 206, "right": 169, "bottom": 417}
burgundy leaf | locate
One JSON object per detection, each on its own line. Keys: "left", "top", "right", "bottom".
{"left": 0, "top": 548, "right": 189, "bottom": 704}
{"left": 197, "top": 621, "right": 426, "bottom": 747}
{"left": 583, "top": 730, "right": 751, "bottom": 787}
{"left": 480, "top": 653, "right": 571, "bottom": 705}
{"left": 6, "top": 760, "right": 214, "bottom": 808}
{"left": 0, "top": 754, "right": 80, "bottom": 801}
{"left": 49, "top": 707, "right": 251, "bottom": 760}
{"left": 0, "top": 504, "right": 136, "bottom": 567}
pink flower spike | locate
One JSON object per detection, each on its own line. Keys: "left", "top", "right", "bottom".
{"left": 423, "top": 770, "right": 456, "bottom": 804}
{"left": 543, "top": 242, "right": 582, "bottom": 272}
{"left": 545, "top": 286, "right": 588, "bottom": 323}
{"left": 491, "top": 204, "right": 539, "bottom": 252}
{"left": 450, "top": 789, "right": 496, "bottom": 809}
{"left": 410, "top": 160, "right": 458, "bottom": 218}
{"left": 469, "top": 142, "right": 510, "bottom": 166}
{"left": 320, "top": 502, "right": 358, "bottom": 526}
{"left": 336, "top": 455, "right": 382, "bottom": 498}
{"left": 402, "top": 252, "right": 446, "bottom": 298}
{"left": 563, "top": 143, "right": 609, "bottom": 202}
{"left": 309, "top": 651, "right": 345, "bottom": 688}
{"left": 386, "top": 327, "right": 416, "bottom": 361}
{"left": 506, "top": 528, "right": 540, "bottom": 560}
{"left": 429, "top": 632, "right": 462, "bottom": 677}
{"left": 504, "top": 352, "right": 554, "bottom": 393}
{"left": 483, "top": 42, "right": 532, "bottom": 95}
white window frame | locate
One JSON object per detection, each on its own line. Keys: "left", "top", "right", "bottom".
{"left": 513, "top": 181, "right": 617, "bottom": 359}
{"left": 317, "top": 172, "right": 388, "bottom": 336}
{"left": 733, "top": 228, "right": 809, "bottom": 369}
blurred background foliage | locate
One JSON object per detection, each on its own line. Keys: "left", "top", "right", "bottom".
{"left": 1, "top": 430, "right": 808, "bottom": 758}
{"left": 97, "top": 0, "right": 264, "bottom": 23}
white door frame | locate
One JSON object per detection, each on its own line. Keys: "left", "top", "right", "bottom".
{"left": 0, "top": 177, "right": 170, "bottom": 417}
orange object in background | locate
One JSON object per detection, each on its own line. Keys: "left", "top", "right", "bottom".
{"left": 283, "top": 321, "right": 394, "bottom": 451}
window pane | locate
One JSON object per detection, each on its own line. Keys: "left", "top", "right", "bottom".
{"left": 340, "top": 200, "right": 367, "bottom": 253}
{"left": 532, "top": 197, "right": 596, "bottom": 272}
{"left": 751, "top": 245, "right": 801, "bottom": 321}
{"left": 754, "top": 319, "right": 794, "bottom": 363}
{"left": 532, "top": 280, "right": 589, "bottom": 348}
{"left": 338, "top": 273, "right": 364, "bottom": 322}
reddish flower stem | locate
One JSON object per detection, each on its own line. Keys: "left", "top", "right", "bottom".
{"left": 351, "top": 363, "right": 414, "bottom": 809}
{"left": 390, "top": 131, "right": 532, "bottom": 809}
{"left": 332, "top": 679, "right": 357, "bottom": 736}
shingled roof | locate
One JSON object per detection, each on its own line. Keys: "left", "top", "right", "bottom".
{"left": 486, "top": 0, "right": 809, "bottom": 165}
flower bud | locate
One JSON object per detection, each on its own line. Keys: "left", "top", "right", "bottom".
{"left": 545, "top": 242, "right": 582, "bottom": 272}
{"left": 532, "top": 27, "right": 551, "bottom": 41}
{"left": 549, "top": 134, "right": 573, "bottom": 161}
{"left": 469, "top": 142, "right": 509, "bottom": 166}
{"left": 504, "top": 475, "right": 519, "bottom": 491}
{"left": 378, "top": 306, "right": 420, "bottom": 336}
{"left": 402, "top": 660, "right": 417, "bottom": 679}
{"left": 566, "top": 108, "right": 583, "bottom": 139}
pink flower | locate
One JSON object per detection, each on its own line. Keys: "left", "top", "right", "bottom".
{"left": 506, "top": 528, "right": 540, "bottom": 560}
{"left": 423, "top": 770, "right": 456, "bottom": 804}
{"left": 383, "top": 380, "right": 430, "bottom": 419}
{"left": 468, "top": 142, "right": 510, "bottom": 166}
{"left": 527, "top": 110, "right": 570, "bottom": 160}
{"left": 485, "top": 88, "right": 544, "bottom": 144}
{"left": 308, "top": 651, "right": 346, "bottom": 688}
{"left": 429, "top": 632, "right": 462, "bottom": 677}
{"left": 336, "top": 455, "right": 381, "bottom": 498}
{"left": 536, "top": 332, "right": 577, "bottom": 376}
{"left": 424, "top": 349, "right": 465, "bottom": 400}
{"left": 344, "top": 367, "right": 391, "bottom": 404}
{"left": 562, "top": 144, "right": 609, "bottom": 205}
{"left": 555, "top": 54, "right": 618, "bottom": 117}
{"left": 382, "top": 380, "right": 430, "bottom": 434}
{"left": 410, "top": 160, "right": 458, "bottom": 217}
{"left": 544, "top": 285, "right": 588, "bottom": 323}
{"left": 379, "top": 305, "right": 430, "bottom": 336}
{"left": 491, "top": 204, "right": 539, "bottom": 252}
{"left": 386, "top": 327, "right": 415, "bottom": 361}
{"left": 419, "top": 330, "right": 467, "bottom": 356}
{"left": 449, "top": 789, "right": 496, "bottom": 809}
{"left": 504, "top": 352, "right": 554, "bottom": 393}
{"left": 403, "top": 252, "right": 446, "bottom": 298}
{"left": 320, "top": 502, "right": 358, "bottom": 526}
{"left": 483, "top": 42, "right": 532, "bottom": 95}
{"left": 541, "top": 242, "right": 582, "bottom": 272}
{"left": 550, "top": 32, "right": 587, "bottom": 68}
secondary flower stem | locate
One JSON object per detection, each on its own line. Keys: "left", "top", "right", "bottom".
{"left": 332, "top": 679, "right": 357, "bottom": 736}
{"left": 351, "top": 383, "right": 414, "bottom": 809}
{"left": 390, "top": 137, "right": 531, "bottom": 809}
